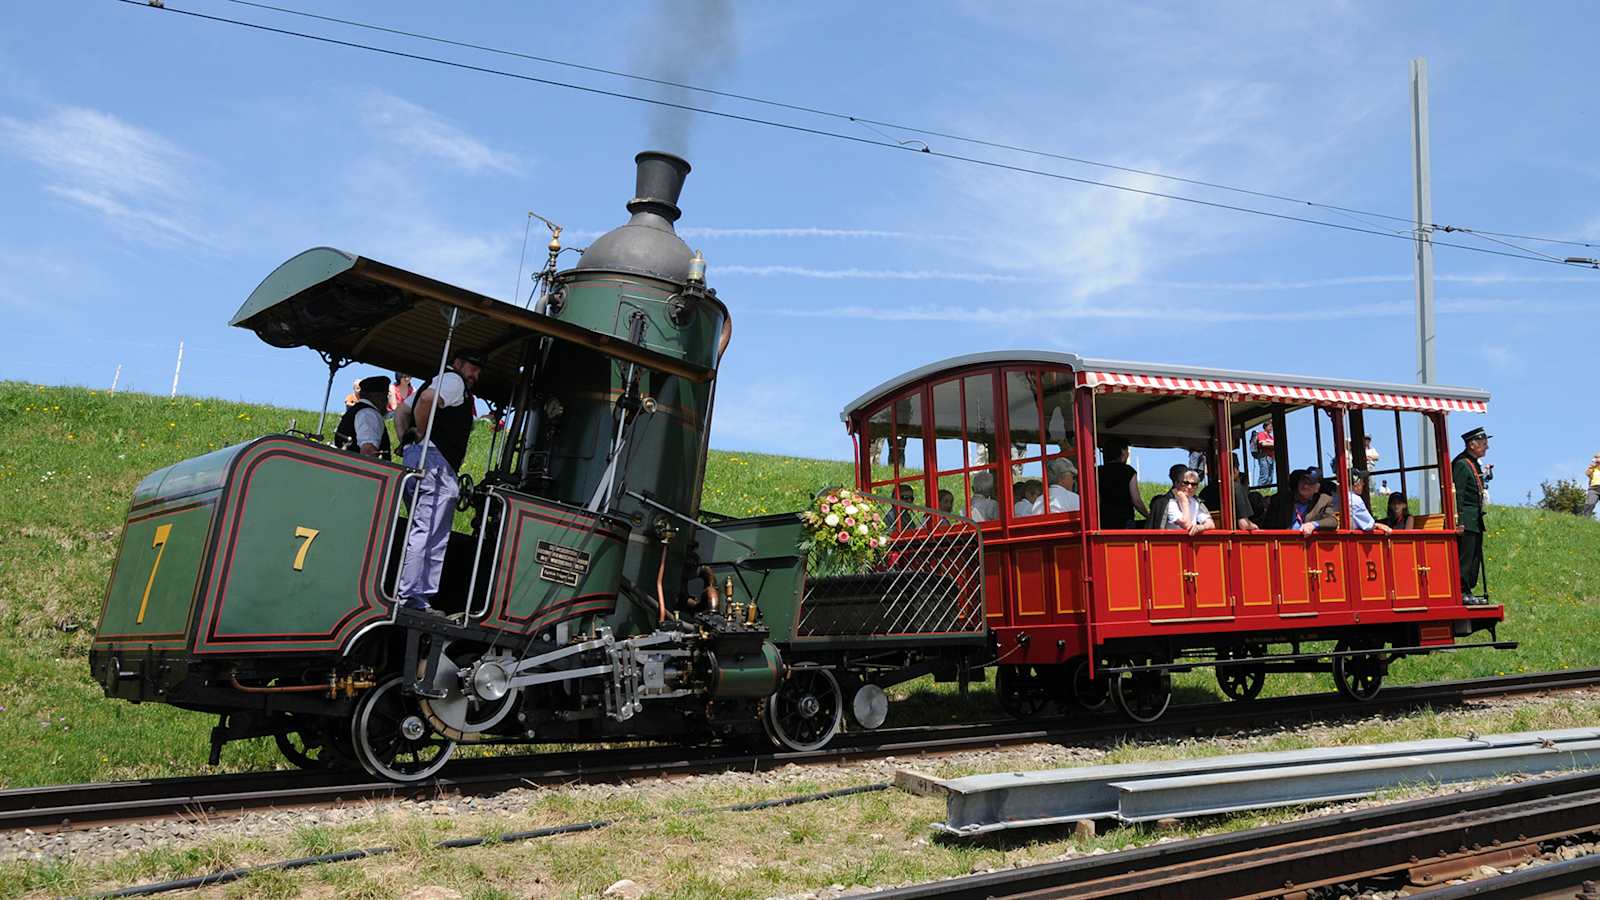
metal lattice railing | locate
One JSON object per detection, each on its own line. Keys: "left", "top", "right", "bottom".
{"left": 795, "top": 494, "right": 985, "bottom": 638}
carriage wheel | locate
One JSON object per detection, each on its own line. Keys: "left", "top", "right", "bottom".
{"left": 1332, "top": 639, "right": 1386, "bottom": 702}
{"left": 1065, "top": 657, "right": 1111, "bottom": 712}
{"left": 1110, "top": 659, "right": 1173, "bottom": 724}
{"left": 765, "top": 667, "right": 843, "bottom": 752}
{"left": 274, "top": 719, "right": 354, "bottom": 771}
{"left": 350, "top": 676, "right": 456, "bottom": 782}
{"left": 995, "top": 664, "right": 1052, "bottom": 719}
{"left": 1215, "top": 645, "right": 1267, "bottom": 702}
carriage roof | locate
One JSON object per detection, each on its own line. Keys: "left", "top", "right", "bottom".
{"left": 231, "top": 248, "right": 714, "bottom": 406}
{"left": 841, "top": 350, "right": 1490, "bottom": 425}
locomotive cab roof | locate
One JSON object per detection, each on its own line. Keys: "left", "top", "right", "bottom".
{"left": 231, "top": 247, "right": 715, "bottom": 405}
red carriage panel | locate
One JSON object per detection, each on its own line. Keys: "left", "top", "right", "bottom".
{"left": 1312, "top": 539, "right": 1347, "bottom": 606}
{"left": 1276, "top": 540, "right": 1313, "bottom": 609}
{"left": 983, "top": 547, "right": 1007, "bottom": 620}
{"left": 1235, "top": 539, "right": 1276, "bottom": 612}
{"left": 1353, "top": 539, "right": 1389, "bottom": 604}
{"left": 1099, "top": 541, "right": 1145, "bottom": 621}
{"left": 1146, "top": 540, "right": 1187, "bottom": 617}
{"left": 1054, "top": 544, "right": 1085, "bottom": 615}
{"left": 1389, "top": 539, "right": 1424, "bottom": 607}
{"left": 1191, "top": 541, "right": 1229, "bottom": 613}
{"left": 1421, "top": 538, "right": 1457, "bottom": 605}
{"left": 1012, "top": 546, "right": 1048, "bottom": 619}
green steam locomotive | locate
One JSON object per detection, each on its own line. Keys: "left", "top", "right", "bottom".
{"left": 88, "top": 152, "right": 986, "bottom": 781}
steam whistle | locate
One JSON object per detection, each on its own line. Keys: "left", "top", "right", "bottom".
{"left": 745, "top": 601, "right": 760, "bottom": 626}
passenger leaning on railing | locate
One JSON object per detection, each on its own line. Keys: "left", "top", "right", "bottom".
{"left": 1264, "top": 467, "right": 1337, "bottom": 534}
{"left": 1333, "top": 469, "right": 1392, "bottom": 534}
{"left": 1162, "top": 467, "right": 1215, "bottom": 535}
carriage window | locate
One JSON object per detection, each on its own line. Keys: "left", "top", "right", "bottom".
{"left": 926, "top": 374, "right": 1001, "bottom": 524}
{"left": 1360, "top": 410, "right": 1444, "bottom": 520}
{"left": 1005, "top": 369, "right": 1079, "bottom": 519}
{"left": 1005, "top": 371, "right": 1044, "bottom": 459}
{"left": 889, "top": 392, "right": 925, "bottom": 481}
{"left": 1094, "top": 391, "right": 1221, "bottom": 526}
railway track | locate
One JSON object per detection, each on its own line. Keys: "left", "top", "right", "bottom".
{"left": 863, "top": 769, "right": 1600, "bottom": 899}
{"left": 4, "top": 667, "right": 1596, "bottom": 834}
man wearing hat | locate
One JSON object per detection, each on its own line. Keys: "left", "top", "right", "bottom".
{"left": 1453, "top": 427, "right": 1491, "bottom": 605}
{"left": 392, "top": 351, "right": 485, "bottom": 614}
{"left": 333, "top": 375, "right": 392, "bottom": 459}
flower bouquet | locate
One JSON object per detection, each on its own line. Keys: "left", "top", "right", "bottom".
{"left": 797, "top": 487, "right": 890, "bottom": 575}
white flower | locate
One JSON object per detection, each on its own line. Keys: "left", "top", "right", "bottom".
{"left": 824, "top": 513, "right": 840, "bottom": 527}
{"left": 856, "top": 524, "right": 869, "bottom": 535}
{"left": 844, "top": 504, "right": 858, "bottom": 516}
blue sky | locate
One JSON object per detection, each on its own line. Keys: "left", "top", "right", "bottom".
{"left": 3, "top": 2, "right": 1597, "bottom": 503}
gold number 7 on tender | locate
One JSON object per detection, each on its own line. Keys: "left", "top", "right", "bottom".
{"left": 293, "top": 526, "right": 320, "bottom": 571}
{"left": 136, "top": 523, "right": 173, "bottom": 625}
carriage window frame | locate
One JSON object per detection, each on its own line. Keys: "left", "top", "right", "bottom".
{"left": 1003, "top": 366, "right": 1080, "bottom": 522}
{"left": 864, "top": 387, "right": 932, "bottom": 528}
{"left": 928, "top": 372, "right": 1001, "bottom": 527}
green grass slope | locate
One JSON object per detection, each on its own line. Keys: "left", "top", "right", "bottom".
{"left": 0, "top": 381, "right": 1596, "bottom": 787}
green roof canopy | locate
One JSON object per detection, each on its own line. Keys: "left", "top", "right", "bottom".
{"left": 231, "top": 248, "right": 713, "bottom": 406}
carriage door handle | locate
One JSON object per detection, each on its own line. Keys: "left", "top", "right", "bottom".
{"left": 1307, "top": 567, "right": 1320, "bottom": 584}
{"left": 1182, "top": 570, "right": 1199, "bottom": 582}
{"left": 1415, "top": 565, "right": 1431, "bottom": 573}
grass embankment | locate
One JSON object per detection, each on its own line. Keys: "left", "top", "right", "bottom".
{"left": 1, "top": 381, "right": 1598, "bottom": 789}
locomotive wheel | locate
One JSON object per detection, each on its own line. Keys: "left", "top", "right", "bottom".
{"left": 274, "top": 720, "right": 355, "bottom": 771}
{"left": 1215, "top": 645, "right": 1267, "bottom": 702}
{"left": 995, "top": 664, "right": 1053, "bottom": 719}
{"left": 1065, "top": 657, "right": 1111, "bottom": 712}
{"left": 351, "top": 676, "right": 457, "bottom": 782}
{"left": 1332, "top": 639, "right": 1386, "bottom": 702}
{"left": 1110, "top": 659, "right": 1172, "bottom": 724}
{"left": 418, "top": 640, "right": 520, "bottom": 741}
{"left": 764, "top": 667, "right": 843, "bottom": 752}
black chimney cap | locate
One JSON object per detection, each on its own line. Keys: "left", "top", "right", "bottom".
{"left": 572, "top": 150, "right": 696, "bottom": 283}
{"left": 629, "top": 151, "right": 691, "bottom": 223}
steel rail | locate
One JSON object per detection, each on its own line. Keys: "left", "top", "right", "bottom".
{"left": 861, "top": 770, "right": 1600, "bottom": 900}
{"left": 4, "top": 667, "right": 1597, "bottom": 833}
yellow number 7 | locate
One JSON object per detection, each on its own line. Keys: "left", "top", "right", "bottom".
{"left": 136, "top": 523, "right": 172, "bottom": 625}
{"left": 293, "top": 526, "right": 320, "bottom": 571}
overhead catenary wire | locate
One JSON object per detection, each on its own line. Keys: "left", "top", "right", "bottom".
{"left": 208, "top": 0, "right": 1600, "bottom": 252}
{"left": 116, "top": 0, "right": 1593, "bottom": 270}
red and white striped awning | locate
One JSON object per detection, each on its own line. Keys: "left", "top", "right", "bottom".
{"left": 1078, "top": 370, "right": 1487, "bottom": 413}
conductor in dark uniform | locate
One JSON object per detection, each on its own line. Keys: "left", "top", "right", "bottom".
{"left": 1453, "top": 427, "right": 1491, "bottom": 605}
{"left": 334, "top": 376, "right": 392, "bottom": 459}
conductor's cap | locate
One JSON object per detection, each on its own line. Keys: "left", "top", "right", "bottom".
{"left": 1461, "top": 427, "right": 1492, "bottom": 443}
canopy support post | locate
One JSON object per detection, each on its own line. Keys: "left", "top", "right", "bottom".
{"left": 314, "top": 352, "right": 348, "bottom": 440}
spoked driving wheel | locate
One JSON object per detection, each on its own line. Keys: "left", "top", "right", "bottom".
{"left": 1064, "top": 657, "right": 1111, "bottom": 712}
{"left": 1332, "top": 638, "right": 1386, "bottom": 702}
{"left": 765, "top": 667, "right": 843, "bottom": 752}
{"left": 995, "top": 664, "right": 1053, "bottom": 719}
{"left": 1110, "top": 658, "right": 1173, "bottom": 724}
{"left": 1215, "top": 645, "right": 1267, "bottom": 701}
{"left": 274, "top": 718, "right": 355, "bottom": 771}
{"left": 351, "top": 675, "right": 457, "bottom": 782}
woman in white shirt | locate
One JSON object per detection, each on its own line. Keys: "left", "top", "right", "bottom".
{"left": 1163, "top": 467, "right": 1214, "bottom": 535}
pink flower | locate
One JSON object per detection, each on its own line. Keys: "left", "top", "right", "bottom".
{"left": 867, "top": 538, "right": 878, "bottom": 548}
{"left": 820, "top": 503, "right": 831, "bottom": 514}
{"left": 826, "top": 494, "right": 839, "bottom": 505}
{"left": 844, "top": 517, "right": 856, "bottom": 527}
{"left": 837, "top": 531, "right": 851, "bottom": 543}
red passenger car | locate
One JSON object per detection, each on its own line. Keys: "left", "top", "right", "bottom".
{"left": 842, "top": 353, "right": 1509, "bottom": 722}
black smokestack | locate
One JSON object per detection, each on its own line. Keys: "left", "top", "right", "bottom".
{"left": 628, "top": 151, "right": 691, "bottom": 224}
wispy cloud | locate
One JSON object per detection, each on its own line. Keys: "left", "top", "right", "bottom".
{"left": 0, "top": 105, "right": 208, "bottom": 247}
{"left": 362, "top": 91, "right": 520, "bottom": 175}
{"left": 764, "top": 296, "right": 1590, "bottom": 325}
{"left": 715, "top": 264, "right": 1038, "bottom": 283}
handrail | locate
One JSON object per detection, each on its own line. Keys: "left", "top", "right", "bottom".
{"left": 466, "top": 488, "right": 508, "bottom": 620}
{"left": 378, "top": 470, "right": 423, "bottom": 610}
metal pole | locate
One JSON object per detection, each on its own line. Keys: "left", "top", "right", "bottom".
{"left": 110, "top": 364, "right": 121, "bottom": 394}
{"left": 314, "top": 362, "right": 337, "bottom": 438}
{"left": 1411, "top": 57, "right": 1440, "bottom": 514}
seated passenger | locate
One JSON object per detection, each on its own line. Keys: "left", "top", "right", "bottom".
{"left": 334, "top": 375, "right": 392, "bottom": 459}
{"left": 886, "top": 482, "right": 922, "bottom": 531}
{"left": 1383, "top": 492, "right": 1415, "bottom": 530}
{"left": 1162, "top": 467, "right": 1214, "bottom": 534}
{"left": 1031, "top": 458, "right": 1081, "bottom": 515}
{"left": 1199, "top": 453, "right": 1261, "bottom": 532}
{"left": 1264, "top": 467, "right": 1337, "bottom": 534}
{"left": 1098, "top": 439, "right": 1149, "bottom": 529}
{"left": 1147, "top": 463, "right": 1189, "bottom": 529}
{"left": 1014, "top": 480, "right": 1043, "bottom": 516}
{"left": 1334, "top": 468, "right": 1392, "bottom": 534}
{"left": 937, "top": 488, "right": 956, "bottom": 514}
{"left": 969, "top": 471, "right": 1001, "bottom": 522}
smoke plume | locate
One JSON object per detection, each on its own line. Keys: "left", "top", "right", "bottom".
{"left": 638, "top": 0, "right": 735, "bottom": 156}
